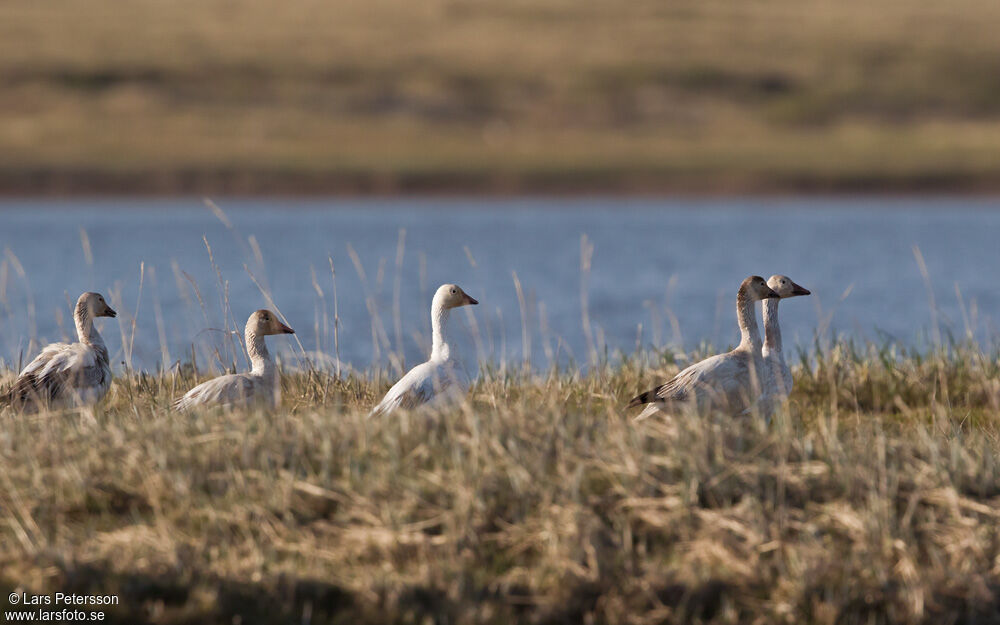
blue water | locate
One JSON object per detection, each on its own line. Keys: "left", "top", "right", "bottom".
{"left": 0, "top": 197, "right": 998, "bottom": 374}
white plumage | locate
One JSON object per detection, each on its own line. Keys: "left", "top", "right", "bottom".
{"left": 5, "top": 292, "right": 116, "bottom": 411}
{"left": 174, "top": 309, "right": 294, "bottom": 411}
{"left": 629, "top": 276, "right": 779, "bottom": 420}
{"left": 370, "top": 284, "right": 478, "bottom": 416}
{"left": 760, "top": 274, "right": 811, "bottom": 405}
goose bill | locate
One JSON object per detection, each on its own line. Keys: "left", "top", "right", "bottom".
{"left": 791, "top": 282, "right": 811, "bottom": 296}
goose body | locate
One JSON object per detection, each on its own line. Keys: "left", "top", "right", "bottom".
{"left": 5, "top": 292, "right": 117, "bottom": 411}
{"left": 370, "top": 284, "right": 478, "bottom": 416}
{"left": 760, "top": 274, "right": 811, "bottom": 404}
{"left": 629, "top": 276, "right": 779, "bottom": 420}
{"left": 175, "top": 310, "right": 294, "bottom": 411}
{"left": 370, "top": 358, "right": 470, "bottom": 414}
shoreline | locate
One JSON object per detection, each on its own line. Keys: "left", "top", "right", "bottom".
{"left": 2, "top": 169, "right": 1000, "bottom": 198}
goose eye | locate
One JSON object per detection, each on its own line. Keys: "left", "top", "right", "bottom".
{"left": 451, "top": 289, "right": 456, "bottom": 294}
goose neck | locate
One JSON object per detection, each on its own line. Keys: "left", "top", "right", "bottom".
{"left": 75, "top": 301, "right": 106, "bottom": 350}
{"left": 763, "top": 297, "right": 782, "bottom": 353}
{"left": 246, "top": 329, "right": 273, "bottom": 375}
{"left": 736, "top": 286, "right": 762, "bottom": 351}
{"left": 430, "top": 302, "right": 452, "bottom": 362}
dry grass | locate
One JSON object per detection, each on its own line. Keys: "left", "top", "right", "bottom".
{"left": 3, "top": 340, "right": 1000, "bottom": 624}
{"left": 3, "top": 0, "right": 1000, "bottom": 192}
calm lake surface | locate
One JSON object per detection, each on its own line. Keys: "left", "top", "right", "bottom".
{"left": 1, "top": 197, "right": 998, "bottom": 374}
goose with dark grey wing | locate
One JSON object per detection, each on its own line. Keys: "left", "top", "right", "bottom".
{"left": 629, "top": 276, "right": 779, "bottom": 420}
{"left": 4, "top": 292, "right": 116, "bottom": 411}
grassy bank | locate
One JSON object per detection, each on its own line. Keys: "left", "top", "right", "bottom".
{"left": 3, "top": 341, "right": 1000, "bottom": 624}
{"left": 3, "top": 0, "right": 1000, "bottom": 194}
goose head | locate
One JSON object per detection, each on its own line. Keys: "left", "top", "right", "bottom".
{"left": 433, "top": 284, "right": 479, "bottom": 311}
{"left": 767, "top": 275, "right": 811, "bottom": 298}
{"left": 248, "top": 309, "right": 295, "bottom": 336}
{"left": 741, "top": 276, "right": 780, "bottom": 301}
{"left": 79, "top": 292, "right": 117, "bottom": 318}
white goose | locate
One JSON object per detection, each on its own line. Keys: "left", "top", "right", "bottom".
{"left": 370, "top": 284, "right": 478, "bottom": 416}
{"left": 174, "top": 309, "right": 294, "bottom": 411}
{"left": 5, "top": 292, "right": 116, "bottom": 411}
{"left": 761, "top": 274, "right": 811, "bottom": 401}
{"left": 629, "top": 276, "right": 779, "bottom": 420}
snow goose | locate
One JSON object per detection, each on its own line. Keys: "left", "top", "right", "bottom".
{"left": 628, "top": 276, "right": 779, "bottom": 420}
{"left": 369, "top": 284, "right": 478, "bottom": 416}
{"left": 174, "top": 309, "right": 294, "bottom": 411}
{"left": 4, "top": 292, "right": 117, "bottom": 411}
{"left": 761, "top": 274, "right": 811, "bottom": 401}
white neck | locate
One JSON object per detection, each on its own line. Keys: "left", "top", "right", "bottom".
{"left": 75, "top": 301, "right": 106, "bottom": 352}
{"left": 763, "top": 297, "right": 782, "bottom": 353}
{"left": 430, "top": 301, "right": 452, "bottom": 362}
{"left": 736, "top": 287, "right": 762, "bottom": 351}
{"left": 246, "top": 328, "right": 274, "bottom": 376}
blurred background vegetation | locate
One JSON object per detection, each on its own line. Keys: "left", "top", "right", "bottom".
{"left": 2, "top": 0, "right": 1000, "bottom": 194}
